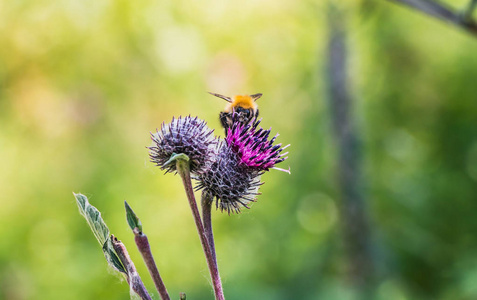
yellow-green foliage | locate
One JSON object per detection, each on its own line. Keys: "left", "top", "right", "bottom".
{"left": 1, "top": 1, "right": 477, "bottom": 299}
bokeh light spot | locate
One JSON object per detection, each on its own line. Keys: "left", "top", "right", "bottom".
{"left": 297, "top": 193, "right": 337, "bottom": 235}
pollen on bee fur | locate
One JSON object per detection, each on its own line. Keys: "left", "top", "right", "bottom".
{"left": 228, "top": 95, "right": 257, "bottom": 111}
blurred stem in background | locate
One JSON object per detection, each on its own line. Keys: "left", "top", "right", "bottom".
{"left": 326, "top": 2, "right": 375, "bottom": 293}
{"left": 387, "top": 0, "right": 477, "bottom": 36}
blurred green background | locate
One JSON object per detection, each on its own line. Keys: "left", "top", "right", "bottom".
{"left": 1, "top": 0, "right": 477, "bottom": 299}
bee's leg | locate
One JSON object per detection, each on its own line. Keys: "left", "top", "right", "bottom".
{"left": 256, "top": 109, "right": 259, "bottom": 120}
{"left": 220, "top": 112, "right": 230, "bottom": 134}
{"left": 244, "top": 110, "right": 253, "bottom": 125}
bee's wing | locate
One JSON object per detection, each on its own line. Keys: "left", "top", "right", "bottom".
{"left": 251, "top": 93, "right": 263, "bottom": 101}
{"left": 209, "top": 92, "right": 232, "bottom": 103}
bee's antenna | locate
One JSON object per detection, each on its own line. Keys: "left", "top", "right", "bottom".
{"left": 208, "top": 92, "right": 232, "bottom": 103}
{"left": 251, "top": 93, "right": 263, "bottom": 101}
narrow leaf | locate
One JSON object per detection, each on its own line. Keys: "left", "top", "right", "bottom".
{"left": 125, "top": 201, "right": 142, "bottom": 232}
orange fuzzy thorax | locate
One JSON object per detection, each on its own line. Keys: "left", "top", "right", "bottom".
{"left": 228, "top": 95, "right": 257, "bottom": 110}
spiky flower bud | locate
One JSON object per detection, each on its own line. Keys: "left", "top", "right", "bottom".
{"left": 149, "top": 116, "right": 217, "bottom": 174}
{"left": 196, "top": 142, "right": 262, "bottom": 214}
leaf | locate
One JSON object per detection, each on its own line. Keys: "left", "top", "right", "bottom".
{"left": 163, "top": 153, "right": 189, "bottom": 168}
{"left": 124, "top": 201, "right": 142, "bottom": 232}
{"left": 74, "top": 192, "right": 126, "bottom": 274}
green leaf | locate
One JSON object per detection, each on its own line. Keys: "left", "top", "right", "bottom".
{"left": 74, "top": 193, "right": 109, "bottom": 246}
{"left": 73, "top": 192, "right": 126, "bottom": 274}
{"left": 163, "top": 153, "right": 189, "bottom": 168}
{"left": 124, "top": 201, "right": 142, "bottom": 232}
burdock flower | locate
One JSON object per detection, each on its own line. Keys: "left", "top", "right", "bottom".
{"left": 196, "top": 115, "right": 290, "bottom": 213}
{"left": 149, "top": 116, "right": 217, "bottom": 174}
{"left": 196, "top": 143, "right": 263, "bottom": 214}
{"left": 225, "top": 117, "right": 290, "bottom": 173}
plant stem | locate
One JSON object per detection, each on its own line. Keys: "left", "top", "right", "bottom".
{"left": 327, "top": 2, "right": 375, "bottom": 293}
{"left": 462, "top": 0, "right": 477, "bottom": 22}
{"left": 125, "top": 201, "right": 171, "bottom": 300}
{"left": 201, "top": 191, "right": 217, "bottom": 267}
{"left": 134, "top": 229, "right": 171, "bottom": 300}
{"left": 176, "top": 159, "right": 225, "bottom": 300}
{"left": 111, "top": 235, "right": 152, "bottom": 300}
{"left": 388, "top": 0, "right": 477, "bottom": 36}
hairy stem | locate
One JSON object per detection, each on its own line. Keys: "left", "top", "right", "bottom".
{"left": 201, "top": 191, "right": 217, "bottom": 267}
{"left": 134, "top": 230, "right": 171, "bottom": 300}
{"left": 111, "top": 235, "right": 152, "bottom": 300}
{"left": 176, "top": 159, "right": 225, "bottom": 300}
{"left": 125, "top": 201, "right": 171, "bottom": 300}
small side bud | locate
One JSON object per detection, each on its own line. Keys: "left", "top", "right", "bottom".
{"left": 124, "top": 201, "right": 142, "bottom": 233}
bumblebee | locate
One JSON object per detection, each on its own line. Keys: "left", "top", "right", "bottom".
{"left": 209, "top": 92, "right": 262, "bottom": 132}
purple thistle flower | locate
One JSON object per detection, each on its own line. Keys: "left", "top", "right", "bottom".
{"left": 195, "top": 114, "right": 290, "bottom": 213}
{"left": 195, "top": 142, "right": 263, "bottom": 214}
{"left": 149, "top": 116, "right": 217, "bottom": 174}
{"left": 225, "top": 118, "right": 290, "bottom": 173}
